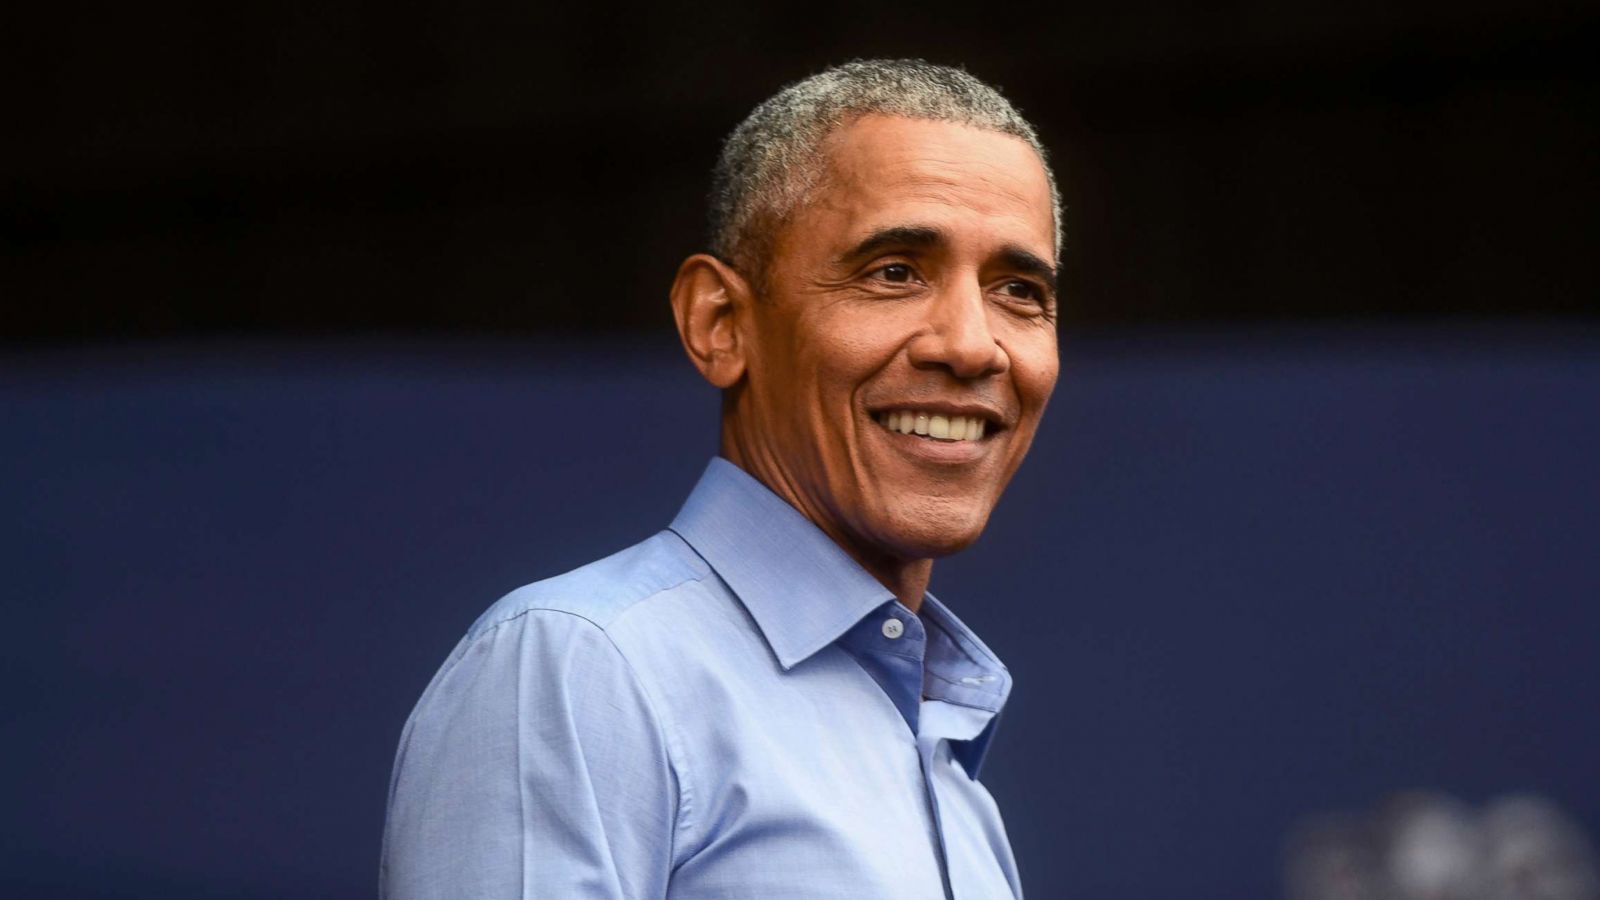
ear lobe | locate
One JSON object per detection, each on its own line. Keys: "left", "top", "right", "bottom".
{"left": 670, "top": 253, "right": 752, "bottom": 390}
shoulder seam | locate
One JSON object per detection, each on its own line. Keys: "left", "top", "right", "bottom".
{"left": 475, "top": 604, "right": 700, "bottom": 870}
{"left": 470, "top": 536, "right": 709, "bottom": 639}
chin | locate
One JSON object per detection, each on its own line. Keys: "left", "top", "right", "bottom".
{"left": 875, "top": 497, "right": 993, "bottom": 560}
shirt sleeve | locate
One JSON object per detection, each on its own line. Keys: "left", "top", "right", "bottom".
{"left": 381, "top": 608, "right": 679, "bottom": 899}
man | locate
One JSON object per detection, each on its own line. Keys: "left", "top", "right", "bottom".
{"left": 382, "top": 59, "right": 1061, "bottom": 898}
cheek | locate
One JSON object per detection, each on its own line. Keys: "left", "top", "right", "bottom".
{"left": 1010, "top": 335, "right": 1060, "bottom": 411}
{"left": 806, "top": 314, "right": 904, "bottom": 400}
{"left": 1027, "top": 360, "right": 1060, "bottom": 410}
{"left": 776, "top": 328, "right": 871, "bottom": 461}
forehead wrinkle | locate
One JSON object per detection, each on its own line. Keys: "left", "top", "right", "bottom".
{"left": 835, "top": 152, "right": 1040, "bottom": 206}
{"left": 830, "top": 162, "right": 1051, "bottom": 254}
{"left": 789, "top": 121, "right": 1055, "bottom": 273}
{"left": 824, "top": 168, "right": 1050, "bottom": 242}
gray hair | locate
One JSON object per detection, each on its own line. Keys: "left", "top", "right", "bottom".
{"left": 708, "top": 59, "right": 1062, "bottom": 277}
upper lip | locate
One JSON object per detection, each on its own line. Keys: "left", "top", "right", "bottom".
{"left": 866, "top": 401, "right": 1011, "bottom": 431}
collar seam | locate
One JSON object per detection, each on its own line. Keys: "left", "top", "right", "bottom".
{"left": 923, "top": 668, "right": 1005, "bottom": 709}
{"left": 923, "top": 603, "right": 1007, "bottom": 674}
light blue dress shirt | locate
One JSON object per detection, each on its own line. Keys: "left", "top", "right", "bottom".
{"left": 382, "top": 457, "right": 1023, "bottom": 898}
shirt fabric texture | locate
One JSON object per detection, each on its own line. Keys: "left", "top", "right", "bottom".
{"left": 382, "top": 457, "right": 1023, "bottom": 898}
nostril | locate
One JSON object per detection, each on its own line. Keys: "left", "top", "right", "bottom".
{"left": 907, "top": 331, "right": 1008, "bottom": 379}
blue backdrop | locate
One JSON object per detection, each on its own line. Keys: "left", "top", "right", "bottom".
{"left": 4, "top": 323, "right": 1596, "bottom": 897}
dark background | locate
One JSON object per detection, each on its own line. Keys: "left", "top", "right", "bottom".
{"left": 4, "top": 0, "right": 1597, "bottom": 340}
{"left": 3, "top": 1, "right": 1598, "bottom": 897}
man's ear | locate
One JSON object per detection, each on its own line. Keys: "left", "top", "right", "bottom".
{"left": 670, "top": 253, "right": 754, "bottom": 389}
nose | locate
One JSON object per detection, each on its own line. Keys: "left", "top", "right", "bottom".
{"left": 906, "top": 282, "right": 1010, "bottom": 379}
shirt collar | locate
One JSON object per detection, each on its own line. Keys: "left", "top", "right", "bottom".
{"left": 920, "top": 593, "right": 1012, "bottom": 713}
{"left": 668, "top": 457, "right": 896, "bottom": 670}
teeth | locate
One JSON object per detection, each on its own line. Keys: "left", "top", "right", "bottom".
{"left": 874, "top": 411, "right": 992, "bottom": 442}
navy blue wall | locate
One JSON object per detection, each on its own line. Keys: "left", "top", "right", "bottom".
{"left": 3, "top": 324, "right": 1596, "bottom": 897}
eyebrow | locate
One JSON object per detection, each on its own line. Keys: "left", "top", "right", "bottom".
{"left": 835, "top": 225, "right": 1059, "bottom": 294}
{"left": 835, "top": 225, "right": 944, "bottom": 266}
{"left": 996, "top": 246, "right": 1059, "bottom": 295}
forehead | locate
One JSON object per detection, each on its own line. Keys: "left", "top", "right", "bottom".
{"left": 803, "top": 114, "right": 1056, "bottom": 259}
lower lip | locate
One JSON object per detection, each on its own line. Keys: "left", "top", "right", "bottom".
{"left": 869, "top": 420, "right": 993, "bottom": 464}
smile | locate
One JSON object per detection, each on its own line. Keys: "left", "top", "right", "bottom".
{"left": 873, "top": 410, "right": 989, "bottom": 442}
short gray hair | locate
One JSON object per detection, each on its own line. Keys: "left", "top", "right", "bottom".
{"left": 708, "top": 59, "right": 1062, "bottom": 276}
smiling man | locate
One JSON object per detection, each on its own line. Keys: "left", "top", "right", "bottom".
{"left": 383, "top": 60, "right": 1060, "bottom": 899}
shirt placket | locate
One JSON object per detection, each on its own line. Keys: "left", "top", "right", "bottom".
{"left": 917, "top": 699, "right": 1007, "bottom": 898}
{"left": 845, "top": 606, "right": 958, "bottom": 900}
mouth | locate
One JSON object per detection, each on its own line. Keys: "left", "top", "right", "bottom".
{"left": 871, "top": 409, "right": 996, "bottom": 443}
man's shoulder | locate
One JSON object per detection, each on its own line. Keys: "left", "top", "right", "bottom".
{"left": 466, "top": 529, "right": 712, "bottom": 641}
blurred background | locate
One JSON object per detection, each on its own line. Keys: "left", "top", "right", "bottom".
{"left": 3, "top": 0, "right": 1597, "bottom": 896}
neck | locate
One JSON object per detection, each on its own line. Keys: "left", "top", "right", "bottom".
{"left": 720, "top": 421, "right": 932, "bottom": 615}
{"left": 881, "top": 558, "right": 933, "bottom": 614}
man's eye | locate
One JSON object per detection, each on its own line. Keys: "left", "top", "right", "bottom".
{"left": 874, "top": 263, "right": 915, "bottom": 284}
{"left": 1000, "top": 280, "right": 1043, "bottom": 302}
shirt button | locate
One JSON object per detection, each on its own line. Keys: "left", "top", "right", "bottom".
{"left": 881, "top": 618, "right": 905, "bottom": 639}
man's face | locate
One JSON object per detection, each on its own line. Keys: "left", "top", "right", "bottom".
{"left": 733, "top": 113, "right": 1059, "bottom": 564}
